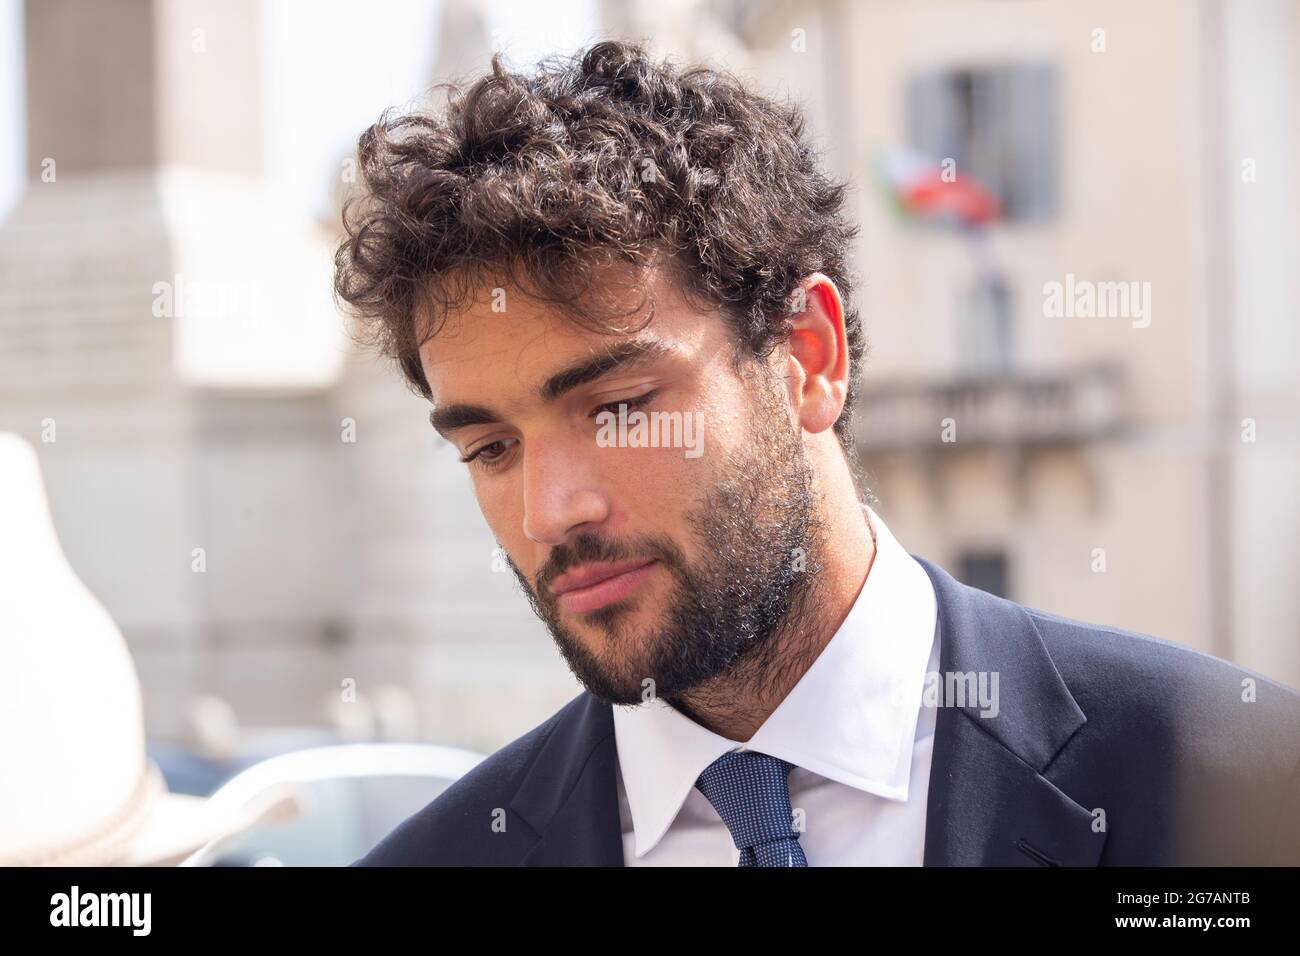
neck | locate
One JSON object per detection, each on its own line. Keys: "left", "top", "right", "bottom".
{"left": 668, "top": 447, "right": 876, "bottom": 741}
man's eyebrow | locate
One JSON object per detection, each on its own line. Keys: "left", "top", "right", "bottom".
{"left": 428, "top": 338, "right": 674, "bottom": 438}
{"left": 538, "top": 339, "right": 673, "bottom": 404}
{"left": 429, "top": 402, "right": 501, "bottom": 438}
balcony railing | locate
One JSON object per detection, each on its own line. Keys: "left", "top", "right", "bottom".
{"left": 854, "top": 362, "right": 1127, "bottom": 452}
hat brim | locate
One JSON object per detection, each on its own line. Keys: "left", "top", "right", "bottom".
{"left": 120, "top": 785, "right": 302, "bottom": 867}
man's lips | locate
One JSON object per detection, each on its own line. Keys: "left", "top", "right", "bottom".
{"left": 549, "top": 558, "right": 658, "bottom": 614}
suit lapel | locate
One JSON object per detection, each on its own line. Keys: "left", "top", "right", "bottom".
{"left": 510, "top": 692, "right": 625, "bottom": 865}
{"left": 914, "top": 555, "right": 1107, "bottom": 865}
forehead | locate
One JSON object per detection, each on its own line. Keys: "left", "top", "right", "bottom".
{"left": 416, "top": 267, "right": 718, "bottom": 403}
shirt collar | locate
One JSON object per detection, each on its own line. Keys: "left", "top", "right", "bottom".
{"left": 612, "top": 504, "right": 939, "bottom": 858}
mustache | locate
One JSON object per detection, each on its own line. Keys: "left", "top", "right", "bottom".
{"left": 524, "top": 532, "right": 684, "bottom": 598}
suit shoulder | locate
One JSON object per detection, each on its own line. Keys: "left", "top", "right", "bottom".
{"left": 1024, "top": 604, "right": 1299, "bottom": 708}
{"left": 351, "top": 694, "right": 581, "bottom": 866}
{"left": 1016, "top": 604, "right": 1300, "bottom": 862}
{"left": 1021, "top": 603, "right": 1300, "bottom": 771}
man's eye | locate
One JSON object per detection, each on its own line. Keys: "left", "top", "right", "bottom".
{"left": 590, "top": 391, "right": 656, "bottom": 419}
{"left": 459, "top": 438, "right": 516, "bottom": 471}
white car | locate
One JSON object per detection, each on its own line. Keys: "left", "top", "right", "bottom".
{"left": 182, "top": 743, "right": 485, "bottom": 866}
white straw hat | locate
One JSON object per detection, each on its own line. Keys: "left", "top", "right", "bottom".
{"left": 0, "top": 432, "right": 295, "bottom": 866}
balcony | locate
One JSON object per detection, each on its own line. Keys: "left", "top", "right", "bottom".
{"left": 854, "top": 362, "right": 1127, "bottom": 452}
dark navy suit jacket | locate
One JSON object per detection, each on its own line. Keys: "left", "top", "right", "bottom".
{"left": 355, "top": 556, "right": 1300, "bottom": 865}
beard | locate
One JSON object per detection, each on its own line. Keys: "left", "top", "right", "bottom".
{"left": 505, "top": 373, "right": 826, "bottom": 707}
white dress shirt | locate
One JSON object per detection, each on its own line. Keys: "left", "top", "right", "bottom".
{"left": 613, "top": 504, "right": 940, "bottom": 865}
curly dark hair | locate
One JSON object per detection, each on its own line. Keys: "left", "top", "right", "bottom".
{"left": 334, "top": 39, "right": 866, "bottom": 452}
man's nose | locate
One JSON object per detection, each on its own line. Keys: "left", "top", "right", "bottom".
{"left": 520, "top": 442, "right": 609, "bottom": 546}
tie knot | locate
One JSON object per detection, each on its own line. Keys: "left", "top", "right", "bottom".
{"left": 695, "top": 750, "right": 804, "bottom": 863}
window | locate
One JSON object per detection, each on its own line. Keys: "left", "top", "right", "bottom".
{"left": 907, "top": 63, "right": 1058, "bottom": 222}
{"left": 957, "top": 550, "right": 1010, "bottom": 599}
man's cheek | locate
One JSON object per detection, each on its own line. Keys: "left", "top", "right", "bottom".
{"left": 474, "top": 478, "right": 522, "bottom": 531}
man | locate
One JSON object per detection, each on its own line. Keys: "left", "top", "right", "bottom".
{"left": 336, "top": 41, "right": 1300, "bottom": 866}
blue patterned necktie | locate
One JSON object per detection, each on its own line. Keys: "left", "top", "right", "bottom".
{"left": 695, "top": 750, "right": 808, "bottom": 866}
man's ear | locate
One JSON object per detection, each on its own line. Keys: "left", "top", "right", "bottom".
{"left": 785, "top": 273, "right": 848, "bottom": 436}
